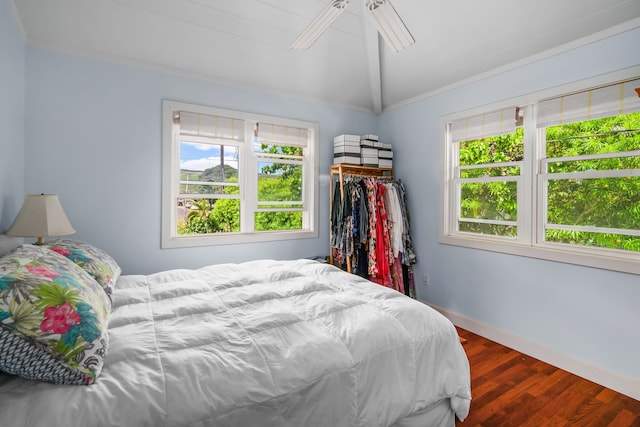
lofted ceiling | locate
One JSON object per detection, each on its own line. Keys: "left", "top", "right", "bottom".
{"left": 12, "top": 0, "right": 640, "bottom": 113}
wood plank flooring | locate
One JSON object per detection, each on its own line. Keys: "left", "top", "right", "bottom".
{"left": 455, "top": 328, "right": 640, "bottom": 426}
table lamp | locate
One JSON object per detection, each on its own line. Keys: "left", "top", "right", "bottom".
{"left": 7, "top": 194, "right": 75, "bottom": 245}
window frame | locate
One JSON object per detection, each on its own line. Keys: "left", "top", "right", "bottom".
{"left": 440, "top": 67, "right": 640, "bottom": 275}
{"left": 162, "top": 100, "right": 319, "bottom": 248}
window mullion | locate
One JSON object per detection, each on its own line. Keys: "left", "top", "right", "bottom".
{"left": 534, "top": 114, "right": 547, "bottom": 247}
{"left": 451, "top": 136, "right": 461, "bottom": 234}
{"left": 515, "top": 105, "right": 533, "bottom": 245}
{"left": 301, "top": 146, "right": 310, "bottom": 229}
{"left": 241, "top": 121, "right": 256, "bottom": 233}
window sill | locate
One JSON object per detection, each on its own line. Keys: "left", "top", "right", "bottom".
{"left": 439, "top": 234, "right": 640, "bottom": 275}
{"left": 162, "top": 229, "right": 318, "bottom": 249}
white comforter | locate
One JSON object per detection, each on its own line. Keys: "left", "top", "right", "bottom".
{"left": 0, "top": 259, "right": 470, "bottom": 427}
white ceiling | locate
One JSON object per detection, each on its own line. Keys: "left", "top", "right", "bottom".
{"left": 12, "top": 0, "right": 640, "bottom": 113}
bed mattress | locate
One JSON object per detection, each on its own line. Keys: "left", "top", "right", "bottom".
{"left": 0, "top": 259, "right": 470, "bottom": 426}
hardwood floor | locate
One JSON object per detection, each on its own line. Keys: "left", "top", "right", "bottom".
{"left": 455, "top": 328, "right": 640, "bottom": 427}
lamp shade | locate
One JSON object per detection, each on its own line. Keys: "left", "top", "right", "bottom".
{"left": 7, "top": 194, "right": 75, "bottom": 245}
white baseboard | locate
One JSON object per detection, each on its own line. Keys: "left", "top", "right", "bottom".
{"left": 424, "top": 302, "right": 640, "bottom": 401}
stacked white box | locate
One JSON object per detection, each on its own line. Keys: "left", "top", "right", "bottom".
{"left": 359, "top": 135, "right": 378, "bottom": 166}
{"left": 360, "top": 134, "right": 378, "bottom": 148}
{"left": 334, "top": 134, "right": 362, "bottom": 164}
{"left": 332, "top": 134, "right": 394, "bottom": 168}
{"left": 378, "top": 158, "right": 393, "bottom": 168}
{"left": 378, "top": 142, "right": 393, "bottom": 168}
{"left": 360, "top": 146, "right": 379, "bottom": 167}
{"left": 334, "top": 134, "right": 361, "bottom": 144}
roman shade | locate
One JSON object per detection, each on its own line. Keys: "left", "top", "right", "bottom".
{"left": 537, "top": 78, "right": 640, "bottom": 128}
{"left": 450, "top": 107, "right": 517, "bottom": 143}
{"left": 178, "top": 111, "right": 244, "bottom": 141}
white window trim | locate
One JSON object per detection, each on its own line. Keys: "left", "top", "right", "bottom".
{"left": 440, "top": 66, "right": 640, "bottom": 275}
{"left": 162, "top": 100, "right": 319, "bottom": 248}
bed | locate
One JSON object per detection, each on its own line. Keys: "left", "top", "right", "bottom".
{"left": 0, "top": 239, "right": 471, "bottom": 427}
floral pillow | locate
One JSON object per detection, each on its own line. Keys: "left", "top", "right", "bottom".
{"left": 0, "top": 245, "right": 111, "bottom": 385}
{"left": 43, "top": 239, "right": 121, "bottom": 300}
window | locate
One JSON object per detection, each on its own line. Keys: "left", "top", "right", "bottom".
{"left": 442, "top": 75, "right": 640, "bottom": 274}
{"left": 162, "top": 100, "right": 319, "bottom": 248}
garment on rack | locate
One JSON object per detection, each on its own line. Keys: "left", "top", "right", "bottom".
{"left": 330, "top": 174, "right": 416, "bottom": 297}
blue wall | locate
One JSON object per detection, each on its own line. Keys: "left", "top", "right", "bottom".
{"left": 378, "top": 27, "right": 640, "bottom": 383}
{"left": 0, "top": 0, "right": 25, "bottom": 231}
{"left": 23, "top": 48, "right": 377, "bottom": 275}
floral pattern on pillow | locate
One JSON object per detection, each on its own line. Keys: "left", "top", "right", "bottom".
{"left": 43, "top": 239, "right": 121, "bottom": 300}
{"left": 0, "top": 245, "right": 110, "bottom": 385}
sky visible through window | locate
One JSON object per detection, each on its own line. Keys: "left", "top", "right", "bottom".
{"left": 180, "top": 141, "right": 239, "bottom": 171}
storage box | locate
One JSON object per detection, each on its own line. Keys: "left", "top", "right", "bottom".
{"left": 360, "top": 134, "right": 379, "bottom": 142}
{"left": 334, "top": 144, "right": 361, "bottom": 155}
{"left": 360, "top": 147, "right": 379, "bottom": 157}
{"left": 378, "top": 158, "right": 393, "bottom": 168}
{"left": 334, "top": 134, "right": 361, "bottom": 144}
{"left": 378, "top": 149, "right": 393, "bottom": 159}
{"left": 360, "top": 139, "right": 376, "bottom": 148}
{"left": 334, "top": 141, "right": 361, "bottom": 150}
{"left": 361, "top": 155, "right": 379, "bottom": 167}
{"left": 334, "top": 154, "right": 361, "bottom": 165}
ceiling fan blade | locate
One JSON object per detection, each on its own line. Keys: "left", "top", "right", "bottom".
{"left": 290, "top": 0, "right": 350, "bottom": 50}
{"left": 366, "top": 0, "right": 414, "bottom": 52}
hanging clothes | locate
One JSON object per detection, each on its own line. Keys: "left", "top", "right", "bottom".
{"left": 330, "top": 173, "right": 417, "bottom": 297}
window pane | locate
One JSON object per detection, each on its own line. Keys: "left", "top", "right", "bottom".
{"left": 176, "top": 198, "right": 240, "bottom": 235}
{"left": 459, "top": 222, "right": 517, "bottom": 237}
{"left": 545, "top": 230, "right": 640, "bottom": 252}
{"left": 459, "top": 129, "right": 524, "bottom": 166}
{"left": 254, "top": 142, "right": 303, "bottom": 156}
{"left": 547, "top": 177, "right": 640, "bottom": 230}
{"left": 546, "top": 112, "right": 640, "bottom": 159}
{"left": 255, "top": 211, "right": 302, "bottom": 231}
{"left": 180, "top": 140, "right": 239, "bottom": 195}
{"left": 456, "top": 129, "right": 521, "bottom": 239}
{"left": 460, "top": 165, "right": 520, "bottom": 179}
{"left": 544, "top": 111, "right": 640, "bottom": 253}
{"left": 460, "top": 181, "right": 518, "bottom": 221}
{"left": 257, "top": 162, "right": 302, "bottom": 202}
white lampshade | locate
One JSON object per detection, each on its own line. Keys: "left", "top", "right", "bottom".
{"left": 7, "top": 194, "right": 75, "bottom": 245}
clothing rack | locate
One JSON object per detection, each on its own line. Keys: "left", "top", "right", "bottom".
{"left": 329, "top": 164, "right": 416, "bottom": 298}
{"left": 330, "top": 164, "right": 393, "bottom": 200}
{"left": 329, "top": 164, "right": 393, "bottom": 272}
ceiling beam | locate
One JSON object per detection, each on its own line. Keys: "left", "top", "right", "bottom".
{"left": 361, "top": 1, "right": 382, "bottom": 114}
